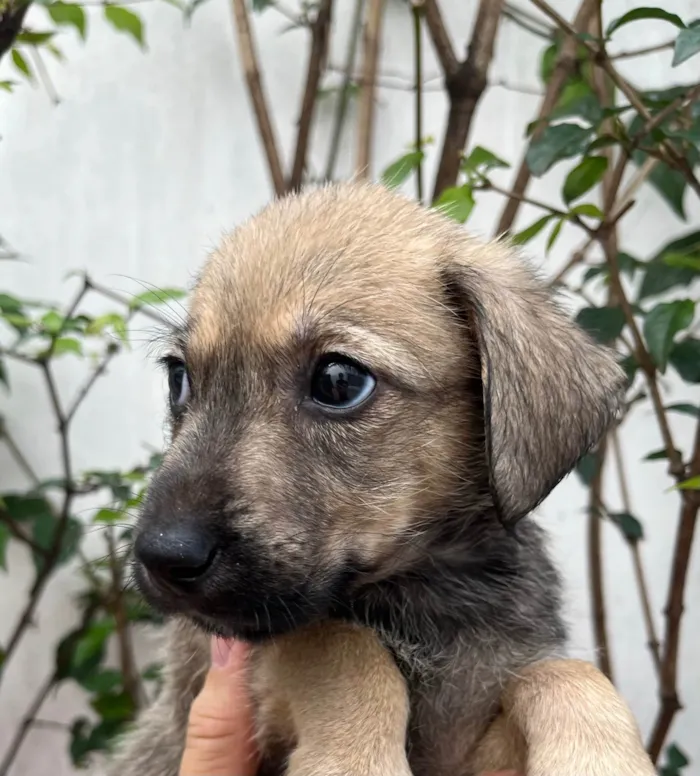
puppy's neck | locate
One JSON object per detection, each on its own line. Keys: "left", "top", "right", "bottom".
{"left": 335, "top": 511, "right": 567, "bottom": 679}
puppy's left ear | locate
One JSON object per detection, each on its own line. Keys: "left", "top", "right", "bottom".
{"left": 442, "top": 240, "right": 626, "bottom": 524}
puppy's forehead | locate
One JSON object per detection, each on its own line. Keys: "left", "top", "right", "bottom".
{"left": 187, "top": 184, "right": 460, "bottom": 363}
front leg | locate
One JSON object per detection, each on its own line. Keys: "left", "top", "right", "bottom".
{"left": 100, "top": 618, "right": 210, "bottom": 776}
{"left": 254, "top": 621, "right": 413, "bottom": 776}
{"left": 470, "top": 659, "right": 656, "bottom": 776}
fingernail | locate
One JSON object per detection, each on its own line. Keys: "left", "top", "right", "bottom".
{"left": 211, "top": 637, "right": 250, "bottom": 669}
{"left": 211, "top": 637, "right": 234, "bottom": 668}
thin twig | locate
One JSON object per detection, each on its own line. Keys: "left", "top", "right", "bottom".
{"left": 427, "top": 0, "right": 505, "bottom": 201}
{"left": 289, "top": 0, "right": 333, "bottom": 191}
{"left": 355, "top": 0, "right": 386, "bottom": 178}
{"left": 494, "top": 0, "right": 598, "bottom": 235}
{"left": 412, "top": 0, "right": 424, "bottom": 202}
{"left": 0, "top": 676, "right": 56, "bottom": 776}
{"left": 230, "top": 0, "right": 286, "bottom": 197}
{"left": 610, "top": 430, "right": 662, "bottom": 674}
{"left": 611, "top": 40, "right": 674, "bottom": 60}
{"left": 324, "top": 0, "right": 364, "bottom": 180}
{"left": 588, "top": 438, "right": 613, "bottom": 680}
{"left": 27, "top": 46, "right": 59, "bottom": 105}
{"left": 0, "top": 420, "right": 41, "bottom": 486}
{"left": 647, "top": 421, "right": 700, "bottom": 761}
{"left": 106, "top": 526, "right": 144, "bottom": 710}
{"left": 528, "top": 0, "right": 700, "bottom": 200}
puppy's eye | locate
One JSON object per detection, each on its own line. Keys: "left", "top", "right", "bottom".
{"left": 310, "top": 354, "right": 376, "bottom": 410}
{"left": 168, "top": 360, "right": 190, "bottom": 410}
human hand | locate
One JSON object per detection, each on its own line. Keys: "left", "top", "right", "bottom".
{"left": 179, "top": 637, "right": 259, "bottom": 776}
{"left": 179, "top": 636, "right": 521, "bottom": 776}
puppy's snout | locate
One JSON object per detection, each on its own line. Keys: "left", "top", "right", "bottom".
{"left": 134, "top": 521, "right": 218, "bottom": 589}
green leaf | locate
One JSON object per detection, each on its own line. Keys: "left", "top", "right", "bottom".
{"left": 569, "top": 202, "right": 604, "bottom": 219}
{"left": 47, "top": 2, "right": 87, "bottom": 40}
{"left": 606, "top": 8, "right": 685, "bottom": 37}
{"left": 93, "top": 508, "right": 122, "bottom": 523}
{"left": 252, "top": 0, "right": 273, "bottom": 9}
{"left": 56, "top": 619, "right": 114, "bottom": 683}
{"left": 512, "top": 215, "right": 553, "bottom": 245}
{"left": 663, "top": 252, "right": 700, "bottom": 272}
{"left": 576, "top": 451, "right": 600, "bottom": 486}
{"left": 0, "top": 293, "right": 23, "bottom": 314}
{"left": 80, "top": 668, "right": 123, "bottom": 694}
{"left": 16, "top": 30, "right": 54, "bottom": 44}
{"left": 546, "top": 218, "right": 564, "bottom": 254}
{"left": 462, "top": 145, "right": 509, "bottom": 173}
{"left": 644, "top": 447, "right": 681, "bottom": 461}
{"left": 526, "top": 123, "right": 593, "bottom": 177}
{"left": 85, "top": 313, "right": 128, "bottom": 342}
{"left": 674, "top": 476, "right": 700, "bottom": 491}
{"left": 587, "top": 135, "right": 619, "bottom": 153}
{"left": 32, "top": 513, "right": 83, "bottom": 574}
{"left": 0, "top": 80, "right": 17, "bottom": 92}
{"left": 643, "top": 300, "right": 695, "bottom": 372}
{"left": 91, "top": 689, "right": 136, "bottom": 721}
{"left": 11, "top": 49, "right": 33, "bottom": 80}
{"left": 665, "top": 403, "right": 700, "bottom": 418}
{"left": 434, "top": 185, "right": 475, "bottom": 224}
{"left": 381, "top": 151, "right": 424, "bottom": 188}
{"left": 575, "top": 306, "right": 626, "bottom": 344}
{"left": 0, "top": 359, "right": 7, "bottom": 389}
{"left": 51, "top": 337, "right": 83, "bottom": 357}
{"left": 670, "top": 337, "right": 700, "bottom": 382}
{"left": 639, "top": 230, "right": 700, "bottom": 299}
{"left": 104, "top": 6, "right": 145, "bottom": 47}
{"left": 563, "top": 156, "right": 608, "bottom": 205}
{"left": 673, "top": 26, "right": 700, "bottom": 66}
{"left": 69, "top": 716, "right": 125, "bottom": 767}
{"left": 1, "top": 494, "right": 53, "bottom": 523}
{"left": 40, "top": 310, "right": 64, "bottom": 334}
{"left": 539, "top": 42, "right": 559, "bottom": 85}
{"left": 0, "top": 522, "right": 10, "bottom": 570}
{"left": 666, "top": 743, "right": 690, "bottom": 771}
{"left": 609, "top": 512, "right": 644, "bottom": 542}
{"left": 129, "top": 288, "right": 185, "bottom": 310}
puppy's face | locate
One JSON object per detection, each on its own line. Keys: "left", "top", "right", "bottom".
{"left": 133, "top": 183, "right": 625, "bottom": 640}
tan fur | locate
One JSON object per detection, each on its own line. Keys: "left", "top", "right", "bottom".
{"left": 104, "top": 182, "right": 654, "bottom": 776}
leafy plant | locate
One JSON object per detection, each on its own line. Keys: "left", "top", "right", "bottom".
{"left": 1, "top": 0, "right": 699, "bottom": 773}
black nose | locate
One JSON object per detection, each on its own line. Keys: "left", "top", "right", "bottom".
{"left": 134, "top": 522, "right": 218, "bottom": 587}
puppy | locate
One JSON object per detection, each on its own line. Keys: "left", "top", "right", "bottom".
{"left": 104, "top": 181, "right": 656, "bottom": 776}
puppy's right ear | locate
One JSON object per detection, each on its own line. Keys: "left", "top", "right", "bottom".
{"left": 441, "top": 241, "right": 626, "bottom": 524}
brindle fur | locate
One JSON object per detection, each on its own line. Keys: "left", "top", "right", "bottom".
{"left": 102, "top": 182, "right": 655, "bottom": 776}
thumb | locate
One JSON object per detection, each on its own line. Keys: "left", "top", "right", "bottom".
{"left": 179, "top": 638, "right": 260, "bottom": 776}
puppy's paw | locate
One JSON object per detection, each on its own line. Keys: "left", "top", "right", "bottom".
{"left": 285, "top": 744, "right": 413, "bottom": 776}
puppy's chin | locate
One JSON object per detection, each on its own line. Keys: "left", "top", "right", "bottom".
{"left": 132, "top": 557, "right": 358, "bottom": 643}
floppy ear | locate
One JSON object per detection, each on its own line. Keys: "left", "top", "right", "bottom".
{"left": 442, "top": 240, "right": 626, "bottom": 523}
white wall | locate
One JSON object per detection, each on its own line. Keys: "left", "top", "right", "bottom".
{"left": 1, "top": 0, "right": 699, "bottom": 773}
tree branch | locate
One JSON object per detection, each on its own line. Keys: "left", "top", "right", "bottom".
{"left": 288, "top": 0, "right": 333, "bottom": 191}
{"left": 324, "top": 0, "right": 364, "bottom": 181}
{"left": 230, "top": 0, "right": 286, "bottom": 197}
{"left": 427, "top": 0, "right": 505, "bottom": 201}
{"left": 495, "top": 0, "right": 597, "bottom": 235}
{"left": 355, "top": 0, "right": 386, "bottom": 178}
{"left": 412, "top": 0, "right": 424, "bottom": 202}
{"left": 647, "top": 420, "right": 700, "bottom": 761}
{"left": 0, "top": 0, "right": 30, "bottom": 62}
{"left": 588, "top": 437, "right": 613, "bottom": 680}
{"left": 0, "top": 676, "right": 55, "bottom": 776}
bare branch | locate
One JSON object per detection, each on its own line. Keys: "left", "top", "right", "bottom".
{"left": 324, "top": 0, "right": 364, "bottom": 180}
{"left": 412, "top": 0, "right": 424, "bottom": 202}
{"left": 495, "top": 0, "right": 597, "bottom": 235}
{"left": 647, "top": 421, "right": 700, "bottom": 761}
{"left": 428, "top": 0, "right": 505, "bottom": 201}
{"left": 588, "top": 438, "right": 613, "bottom": 681}
{"left": 289, "top": 0, "right": 333, "bottom": 191}
{"left": 230, "top": 0, "right": 286, "bottom": 197}
{"left": 355, "top": 0, "right": 386, "bottom": 178}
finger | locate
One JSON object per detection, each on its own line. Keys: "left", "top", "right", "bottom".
{"left": 179, "top": 638, "right": 260, "bottom": 776}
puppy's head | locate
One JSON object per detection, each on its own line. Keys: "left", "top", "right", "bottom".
{"left": 133, "top": 182, "right": 625, "bottom": 640}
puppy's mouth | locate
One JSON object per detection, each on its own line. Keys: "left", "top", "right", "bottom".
{"left": 131, "top": 529, "right": 358, "bottom": 642}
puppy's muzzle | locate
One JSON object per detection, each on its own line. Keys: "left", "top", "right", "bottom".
{"left": 134, "top": 520, "right": 219, "bottom": 592}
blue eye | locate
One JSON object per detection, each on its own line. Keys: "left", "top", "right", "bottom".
{"left": 310, "top": 354, "right": 376, "bottom": 410}
{"left": 168, "top": 361, "right": 190, "bottom": 410}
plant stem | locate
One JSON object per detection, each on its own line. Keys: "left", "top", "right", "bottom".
{"left": 355, "top": 0, "right": 386, "bottom": 178}
{"left": 412, "top": 0, "right": 424, "bottom": 202}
